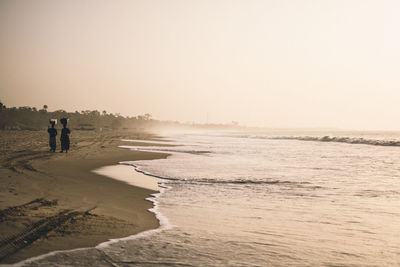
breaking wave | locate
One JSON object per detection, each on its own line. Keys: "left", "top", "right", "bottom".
{"left": 121, "top": 162, "right": 323, "bottom": 189}
{"left": 268, "top": 136, "right": 400, "bottom": 147}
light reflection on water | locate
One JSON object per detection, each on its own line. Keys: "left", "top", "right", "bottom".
{"left": 24, "top": 132, "right": 400, "bottom": 266}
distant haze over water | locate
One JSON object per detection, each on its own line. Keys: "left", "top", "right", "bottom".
{"left": 1, "top": 0, "right": 400, "bottom": 130}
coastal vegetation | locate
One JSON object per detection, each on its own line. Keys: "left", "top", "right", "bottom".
{"left": 0, "top": 101, "right": 241, "bottom": 131}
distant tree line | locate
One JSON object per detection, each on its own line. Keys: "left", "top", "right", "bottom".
{"left": 0, "top": 101, "right": 242, "bottom": 131}
{"left": 0, "top": 101, "right": 157, "bottom": 130}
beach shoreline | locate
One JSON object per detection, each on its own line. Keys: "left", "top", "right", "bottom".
{"left": 0, "top": 130, "right": 169, "bottom": 264}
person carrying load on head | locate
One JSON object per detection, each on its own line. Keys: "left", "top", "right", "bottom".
{"left": 47, "top": 119, "right": 57, "bottom": 152}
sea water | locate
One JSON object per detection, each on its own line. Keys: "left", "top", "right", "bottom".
{"left": 20, "top": 131, "right": 400, "bottom": 266}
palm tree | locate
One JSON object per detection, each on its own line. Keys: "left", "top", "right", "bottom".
{"left": 144, "top": 113, "right": 152, "bottom": 120}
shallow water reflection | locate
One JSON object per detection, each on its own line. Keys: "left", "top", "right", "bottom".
{"left": 23, "top": 132, "right": 400, "bottom": 266}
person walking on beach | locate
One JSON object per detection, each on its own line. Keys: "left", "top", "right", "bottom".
{"left": 60, "top": 118, "right": 70, "bottom": 153}
{"left": 47, "top": 119, "right": 57, "bottom": 152}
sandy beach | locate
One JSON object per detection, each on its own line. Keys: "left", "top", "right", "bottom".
{"left": 0, "top": 130, "right": 169, "bottom": 264}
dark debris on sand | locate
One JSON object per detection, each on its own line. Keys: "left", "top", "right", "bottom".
{"left": 0, "top": 198, "right": 95, "bottom": 263}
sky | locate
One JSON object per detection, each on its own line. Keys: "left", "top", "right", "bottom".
{"left": 1, "top": 0, "right": 400, "bottom": 130}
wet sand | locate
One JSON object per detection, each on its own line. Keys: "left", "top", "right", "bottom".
{"left": 0, "top": 130, "right": 168, "bottom": 264}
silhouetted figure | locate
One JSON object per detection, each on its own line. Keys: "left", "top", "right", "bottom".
{"left": 60, "top": 118, "right": 70, "bottom": 153}
{"left": 47, "top": 119, "right": 57, "bottom": 152}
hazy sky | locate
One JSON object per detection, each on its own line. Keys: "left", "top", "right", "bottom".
{"left": 1, "top": 0, "right": 400, "bottom": 130}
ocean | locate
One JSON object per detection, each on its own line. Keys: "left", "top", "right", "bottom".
{"left": 20, "top": 131, "right": 400, "bottom": 266}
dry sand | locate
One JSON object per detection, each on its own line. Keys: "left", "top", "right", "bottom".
{"left": 0, "top": 130, "right": 169, "bottom": 264}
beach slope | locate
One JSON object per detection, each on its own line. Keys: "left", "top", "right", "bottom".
{"left": 0, "top": 130, "right": 168, "bottom": 264}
